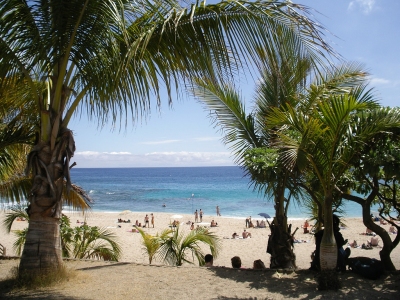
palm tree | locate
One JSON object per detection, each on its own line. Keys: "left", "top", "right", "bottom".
{"left": 191, "top": 46, "right": 317, "bottom": 268}
{"left": 157, "top": 226, "right": 221, "bottom": 266}
{"left": 192, "top": 59, "right": 383, "bottom": 271}
{"left": 0, "top": 0, "right": 334, "bottom": 275}
{"left": 137, "top": 227, "right": 171, "bottom": 264}
{"left": 266, "top": 65, "right": 400, "bottom": 271}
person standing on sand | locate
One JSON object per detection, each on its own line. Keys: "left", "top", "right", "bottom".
{"left": 144, "top": 214, "right": 149, "bottom": 228}
{"left": 151, "top": 213, "right": 154, "bottom": 228}
{"left": 216, "top": 206, "right": 221, "bottom": 216}
{"left": 245, "top": 216, "right": 251, "bottom": 228}
{"left": 194, "top": 210, "right": 199, "bottom": 222}
{"left": 200, "top": 209, "right": 204, "bottom": 222}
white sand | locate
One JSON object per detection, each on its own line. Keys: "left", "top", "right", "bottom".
{"left": 1, "top": 210, "right": 399, "bottom": 270}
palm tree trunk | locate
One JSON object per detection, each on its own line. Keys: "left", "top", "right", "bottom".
{"left": 19, "top": 133, "right": 74, "bottom": 273}
{"left": 19, "top": 216, "right": 62, "bottom": 272}
{"left": 319, "top": 194, "right": 337, "bottom": 270}
{"left": 267, "top": 177, "right": 296, "bottom": 269}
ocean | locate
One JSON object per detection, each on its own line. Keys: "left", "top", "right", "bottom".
{"left": 69, "top": 166, "right": 367, "bottom": 219}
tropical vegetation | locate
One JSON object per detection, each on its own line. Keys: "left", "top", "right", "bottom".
{"left": 3, "top": 206, "right": 121, "bottom": 261}
{"left": 138, "top": 226, "right": 221, "bottom": 266}
{"left": 266, "top": 74, "right": 400, "bottom": 271}
{"left": 337, "top": 122, "right": 400, "bottom": 270}
{"left": 193, "top": 54, "right": 400, "bottom": 273}
{"left": 0, "top": 0, "right": 334, "bottom": 276}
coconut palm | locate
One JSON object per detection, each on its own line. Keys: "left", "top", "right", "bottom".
{"left": 157, "top": 226, "right": 221, "bottom": 266}
{"left": 266, "top": 67, "right": 400, "bottom": 271}
{"left": 0, "top": 0, "right": 335, "bottom": 275}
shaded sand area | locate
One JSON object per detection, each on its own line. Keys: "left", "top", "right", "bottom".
{"left": 1, "top": 211, "right": 400, "bottom": 299}
{"left": 1, "top": 259, "right": 399, "bottom": 299}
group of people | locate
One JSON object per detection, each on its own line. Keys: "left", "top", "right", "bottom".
{"left": 245, "top": 217, "right": 266, "bottom": 229}
{"left": 117, "top": 218, "right": 131, "bottom": 223}
{"left": 194, "top": 209, "right": 204, "bottom": 222}
{"left": 204, "top": 254, "right": 266, "bottom": 270}
{"left": 232, "top": 229, "right": 252, "bottom": 239}
{"left": 133, "top": 213, "right": 155, "bottom": 228}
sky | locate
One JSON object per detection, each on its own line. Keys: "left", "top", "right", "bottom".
{"left": 69, "top": 0, "right": 400, "bottom": 168}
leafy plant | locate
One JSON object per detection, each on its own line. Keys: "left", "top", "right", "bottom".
{"left": 157, "top": 226, "right": 221, "bottom": 267}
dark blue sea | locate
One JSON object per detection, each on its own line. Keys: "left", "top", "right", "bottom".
{"left": 68, "top": 166, "right": 367, "bottom": 219}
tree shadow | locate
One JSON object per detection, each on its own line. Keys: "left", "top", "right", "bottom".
{"left": 0, "top": 278, "right": 82, "bottom": 300}
{"left": 209, "top": 268, "right": 400, "bottom": 299}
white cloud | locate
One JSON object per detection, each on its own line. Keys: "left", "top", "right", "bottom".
{"left": 73, "top": 151, "right": 233, "bottom": 168}
{"left": 140, "top": 139, "right": 180, "bottom": 145}
{"left": 348, "top": 0, "right": 376, "bottom": 14}
{"left": 368, "top": 77, "right": 391, "bottom": 86}
{"left": 192, "top": 137, "right": 220, "bottom": 142}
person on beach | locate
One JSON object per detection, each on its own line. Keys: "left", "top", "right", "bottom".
{"left": 302, "top": 220, "right": 310, "bottom": 233}
{"left": 389, "top": 225, "right": 397, "bottom": 234}
{"left": 242, "top": 229, "right": 252, "bottom": 238}
{"left": 368, "top": 234, "right": 379, "bottom": 247}
{"left": 194, "top": 210, "right": 199, "bottom": 222}
{"left": 231, "top": 256, "right": 242, "bottom": 268}
{"left": 232, "top": 232, "right": 239, "bottom": 239}
{"left": 144, "top": 214, "right": 149, "bottom": 228}
{"left": 216, "top": 206, "right": 221, "bottom": 216}
{"left": 245, "top": 216, "right": 251, "bottom": 228}
{"left": 151, "top": 213, "right": 154, "bottom": 228}
{"left": 253, "top": 259, "right": 266, "bottom": 269}
{"left": 204, "top": 254, "right": 214, "bottom": 267}
{"left": 200, "top": 209, "right": 204, "bottom": 222}
{"left": 259, "top": 220, "right": 266, "bottom": 228}
{"left": 190, "top": 222, "right": 195, "bottom": 230}
{"left": 211, "top": 220, "right": 218, "bottom": 227}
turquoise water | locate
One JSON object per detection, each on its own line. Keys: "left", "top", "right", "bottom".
{"left": 67, "top": 166, "right": 367, "bottom": 219}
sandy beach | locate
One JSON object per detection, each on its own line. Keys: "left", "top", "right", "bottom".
{"left": 1, "top": 210, "right": 400, "bottom": 299}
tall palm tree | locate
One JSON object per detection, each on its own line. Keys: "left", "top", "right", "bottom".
{"left": 266, "top": 65, "right": 400, "bottom": 271}
{"left": 192, "top": 60, "right": 381, "bottom": 271}
{"left": 191, "top": 46, "right": 317, "bottom": 268}
{"left": 157, "top": 226, "right": 221, "bottom": 266}
{"left": 0, "top": 0, "right": 334, "bottom": 275}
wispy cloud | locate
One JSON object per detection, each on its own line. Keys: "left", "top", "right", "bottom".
{"left": 74, "top": 151, "right": 233, "bottom": 168}
{"left": 348, "top": 0, "right": 376, "bottom": 14}
{"left": 369, "top": 77, "right": 391, "bottom": 86}
{"left": 140, "top": 139, "right": 180, "bottom": 145}
{"left": 192, "top": 137, "right": 220, "bottom": 142}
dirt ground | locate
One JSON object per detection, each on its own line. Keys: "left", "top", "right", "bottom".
{"left": 1, "top": 258, "right": 399, "bottom": 300}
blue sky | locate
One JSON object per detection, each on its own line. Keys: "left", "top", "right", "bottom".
{"left": 70, "top": 0, "right": 400, "bottom": 168}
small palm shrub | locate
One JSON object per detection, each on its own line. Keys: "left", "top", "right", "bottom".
{"left": 138, "top": 226, "right": 221, "bottom": 266}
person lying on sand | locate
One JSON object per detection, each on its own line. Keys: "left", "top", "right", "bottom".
{"left": 232, "top": 232, "right": 239, "bottom": 239}
{"left": 349, "top": 240, "right": 358, "bottom": 248}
